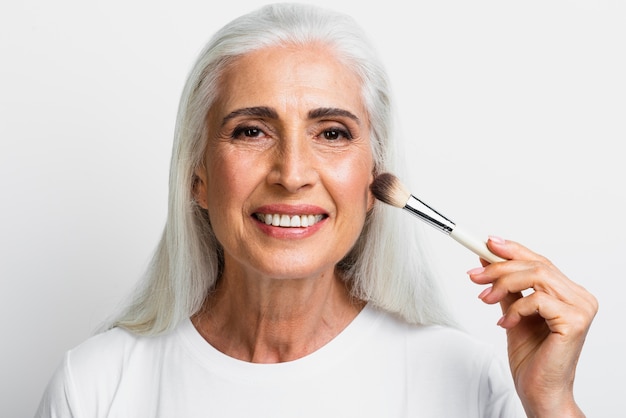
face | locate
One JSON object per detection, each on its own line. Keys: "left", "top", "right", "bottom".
{"left": 194, "top": 44, "right": 375, "bottom": 281}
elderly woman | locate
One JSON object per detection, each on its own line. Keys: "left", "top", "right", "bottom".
{"left": 36, "top": 3, "right": 597, "bottom": 417}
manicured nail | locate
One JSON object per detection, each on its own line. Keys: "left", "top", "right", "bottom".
{"left": 467, "top": 267, "right": 485, "bottom": 275}
{"left": 489, "top": 235, "right": 506, "bottom": 245}
{"left": 478, "top": 287, "right": 492, "bottom": 300}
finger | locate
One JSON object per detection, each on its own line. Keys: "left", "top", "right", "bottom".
{"left": 498, "top": 291, "right": 594, "bottom": 337}
{"left": 499, "top": 291, "right": 523, "bottom": 316}
{"left": 486, "top": 236, "right": 552, "bottom": 264}
{"left": 475, "top": 262, "right": 577, "bottom": 305}
{"left": 471, "top": 261, "right": 597, "bottom": 316}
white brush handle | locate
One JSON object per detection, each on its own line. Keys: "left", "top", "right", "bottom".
{"left": 450, "top": 226, "right": 507, "bottom": 264}
{"left": 401, "top": 195, "right": 507, "bottom": 263}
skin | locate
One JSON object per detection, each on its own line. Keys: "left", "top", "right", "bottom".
{"left": 191, "top": 41, "right": 597, "bottom": 416}
{"left": 192, "top": 43, "right": 373, "bottom": 363}
{"left": 469, "top": 237, "right": 598, "bottom": 417}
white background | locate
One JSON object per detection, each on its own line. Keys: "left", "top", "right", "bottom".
{"left": 1, "top": 0, "right": 624, "bottom": 416}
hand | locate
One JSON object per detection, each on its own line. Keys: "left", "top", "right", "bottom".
{"left": 467, "top": 236, "right": 598, "bottom": 418}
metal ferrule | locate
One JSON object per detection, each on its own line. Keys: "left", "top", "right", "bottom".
{"left": 403, "top": 195, "right": 456, "bottom": 234}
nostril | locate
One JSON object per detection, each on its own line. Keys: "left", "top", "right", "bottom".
{"left": 267, "top": 159, "right": 317, "bottom": 193}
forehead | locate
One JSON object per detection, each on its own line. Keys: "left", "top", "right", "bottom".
{"left": 213, "top": 43, "right": 366, "bottom": 117}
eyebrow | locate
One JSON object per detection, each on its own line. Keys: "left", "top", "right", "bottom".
{"left": 221, "top": 106, "right": 361, "bottom": 126}
{"left": 222, "top": 106, "right": 278, "bottom": 125}
{"left": 307, "top": 107, "right": 360, "bottom": 124}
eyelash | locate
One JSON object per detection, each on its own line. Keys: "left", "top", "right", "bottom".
{"left": 230, "top": 125, "right": 265, "bottom": 140}
{"left": 229, "top": 124, "right": 353, "bottom": 142}
{"left": 321, "top": 127, "right": 353, "bottom": 141}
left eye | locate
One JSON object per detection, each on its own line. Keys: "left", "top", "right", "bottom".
{"left": 322, "top": 128, "right": 351, "bottom": 141}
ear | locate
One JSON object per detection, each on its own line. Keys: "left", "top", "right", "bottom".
{"left": 192, "top": 167, "right": 209, "bottom": 210}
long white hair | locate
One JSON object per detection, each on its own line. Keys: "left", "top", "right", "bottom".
{"left": 109, "top": 2, "right": 455, "bottom": 335}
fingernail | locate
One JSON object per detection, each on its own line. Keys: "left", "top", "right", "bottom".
{"left": 496, "top": 315, "right": 506, "bottom": 327}
{"left": 467, "top": 267, "right": 485, "bottom": 275}
{"left": 489, "top": 235, "right": 506, "bottom": 245}
{"left": 478, "top": 287, "right": 492, "bottom": 300}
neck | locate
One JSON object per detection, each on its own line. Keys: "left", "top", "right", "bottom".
{"left": 192, "top": 267, "right": 364, "bottom": 363}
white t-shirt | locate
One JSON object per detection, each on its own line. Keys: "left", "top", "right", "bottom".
{"left": 35, "top": 304, "right": 525, "bottom": 417}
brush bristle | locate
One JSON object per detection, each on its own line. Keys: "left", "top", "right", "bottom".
{"left": 370, "top": 172, "right": 411, "bottom": 208}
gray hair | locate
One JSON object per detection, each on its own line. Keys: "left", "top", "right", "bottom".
{"left": 109, "top": 2, "right": 455, "bottom": 335}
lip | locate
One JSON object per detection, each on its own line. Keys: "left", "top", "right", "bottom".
{"left": 251, "top": 203, "right": 328, "bottom": 239}
{"left": 253, "top": 203, "right": 328, "bottom": 216}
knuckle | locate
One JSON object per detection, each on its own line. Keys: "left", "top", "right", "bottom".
{"left": 568, "top": 309, "right": 592, "bottom": 335}
{"left": 587, "top": 294, "right": 599, "bottom": 316}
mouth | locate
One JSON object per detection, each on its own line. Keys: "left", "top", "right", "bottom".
{"left": 254, "top": 213, "right": 327, "bottom": 228}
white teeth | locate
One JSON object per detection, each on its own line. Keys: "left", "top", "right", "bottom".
{"left": 256, "top": 213, "right": 324, "bottom": 228}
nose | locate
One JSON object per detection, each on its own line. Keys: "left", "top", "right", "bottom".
{"left": 267, "top": 136, "right": 318, "bottom": 193}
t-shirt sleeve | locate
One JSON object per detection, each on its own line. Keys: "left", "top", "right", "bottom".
{"left": 34, "top": 352, "right": 78, "bottom": 418}
{"left": 479, "top": 354, "right": 526, "bottom": 418}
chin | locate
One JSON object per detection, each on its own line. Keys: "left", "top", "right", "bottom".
{"left": 251, "top": 256, "right": 341, "bottom": 281}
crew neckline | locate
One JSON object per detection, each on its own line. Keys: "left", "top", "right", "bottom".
{"left": 177, "top": 303, "right": 383, "bottom": 383}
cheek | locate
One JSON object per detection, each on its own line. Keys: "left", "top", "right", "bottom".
{"left": 330, "top": 153, "right": 374, "bottom": 213}
{"left": 205, "top": 155, "right": 243, "bottom": 216}
{"left": 204, "top": 150, "right": 266, "bottom": 216}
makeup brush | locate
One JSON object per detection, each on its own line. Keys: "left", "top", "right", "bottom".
{"left": 370, "top": 172, "right": 506, "bottom": 264}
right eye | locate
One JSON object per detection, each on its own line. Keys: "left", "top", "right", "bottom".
{"left": 231, "top": 125, "right": 266, "bottom": 140}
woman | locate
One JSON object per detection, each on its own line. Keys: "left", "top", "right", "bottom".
{"left": 36, "top": 3, "right": 597, "bottom": 417}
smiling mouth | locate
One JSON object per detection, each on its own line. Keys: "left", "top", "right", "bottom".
{"left": 254, "top": 213, "right": 326, "bottom": 228}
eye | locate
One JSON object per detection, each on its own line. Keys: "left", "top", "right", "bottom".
{"left": 231, "top": 125, "right": 266, "bottom": 140}
{"left": 322, "top": 127, "right": 352, "bottom": 141}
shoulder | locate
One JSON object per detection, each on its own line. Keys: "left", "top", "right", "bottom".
{"left": 68, "top": 326, "right": 144, "bottom": 373}
{"left": 370, "top": 307, "right": 522, "bottom": 415}
{"left": 36, "top": 325, "right": 181, "bottom": 417}
{"left": 375, "top": 305, "right": 491, "bottom": 351}
{"left": 372, "top": 306, "right": 502, "bottom": 375}
{"left": 35, "top": 327, "right": 149, "bottom": 417}
{"left": 66, "top": 327, "right": 152, "bottom": 400}
{"left": 66, "top": 324, "right": 187, "bottom": 384}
